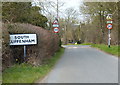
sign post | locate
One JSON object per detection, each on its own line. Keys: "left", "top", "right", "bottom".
{"left": 106, "top": 14, "right": 112, "bottom": 48}
{"left": 24, "top": 45, "right": 26, "bottom": 58}
{"left": 108, "top": 29, "right": 111, "bottom": 48}
{"left": 10, "top": 34, "right": 37, "bottom": 62}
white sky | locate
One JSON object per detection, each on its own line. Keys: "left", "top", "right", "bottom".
{"left": 35, "top": 0, "right": 82, "bottom": 9}
{"left": 60, "top": 0, "right": 82, "bottom": 10}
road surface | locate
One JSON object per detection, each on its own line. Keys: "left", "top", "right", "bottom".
{"left": 39, "top": 45, "right": 118, "bottom": 83}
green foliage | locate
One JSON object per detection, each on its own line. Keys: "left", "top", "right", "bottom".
{"left": 2, "top": 48, "right": 65, "bottom": 83}
{"left": 29, "top": 6, "right": 48, "bottom": 28}
{"left": 2, "top": 2, "right": 48, "bottom": 28}
{"left": 2, "top": 2, "right": 31, "bottom": 22}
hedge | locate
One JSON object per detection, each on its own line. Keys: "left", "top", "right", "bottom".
{"left": 2, "top": 23, "right": 60, "bottom": 70}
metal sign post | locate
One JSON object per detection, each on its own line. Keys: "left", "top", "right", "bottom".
{"left": 24, "top": 45, "right": 27, "bottom": 62}
{"left": 24, "top": 45, "right": 26, "bottom": 57}
{"left": 106, "top": 14, "right": 112, "bottom": 48}
{"left": 108, "top": 29, "right": 111, "bottom": 48}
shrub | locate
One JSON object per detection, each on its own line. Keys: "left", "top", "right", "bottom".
{"left": 2, "top": 23, "right": 60, "bottom": 70}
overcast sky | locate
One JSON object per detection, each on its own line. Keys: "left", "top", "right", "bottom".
{"left": 34, "top": 0, "right": 82, "bottom": 9}
{"left": 33, "top": 0, "right": 84, "bottom": 21}
{"left": 60, "top": 0, "right": 82, "bottom": 10}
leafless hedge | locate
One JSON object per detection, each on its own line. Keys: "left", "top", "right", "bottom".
{"left": 2, "top": 23, "right": 60, "bottom": 70}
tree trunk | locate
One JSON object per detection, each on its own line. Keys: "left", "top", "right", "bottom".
{"left": 99, "top": 11, "right": 105, "bottom": 44}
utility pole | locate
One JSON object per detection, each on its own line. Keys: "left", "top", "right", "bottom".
{"left": 52, "top": 0, "right": 59, "bottom": 34}
{"left": 57, "top": 0, "right": 58, "bottom": 19}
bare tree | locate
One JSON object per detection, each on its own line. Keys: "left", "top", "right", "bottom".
{"left": 35, "top": 0, "right": 64, "bottom": 29}
{"left": 79, "top": 2, "right": 118, "bottom": 45}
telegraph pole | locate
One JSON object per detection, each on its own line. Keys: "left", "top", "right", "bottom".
{"left": 57, "top": 0, "right": 59, "bottom": 19}
{"left": 52, "top": 0, "right": 59, "bottom": 34}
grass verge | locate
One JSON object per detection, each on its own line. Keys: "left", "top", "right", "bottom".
{"left": 91, "top": 44, "right": 119, "bottom": 57}
{"left": 66, "top": 43, "right": 92, "bottom": 45}
{"left": 81, "top": 43, "right": 119, "bottom": 57}
{"left": 2, "top": 47, "right": 65, "bottom": 83}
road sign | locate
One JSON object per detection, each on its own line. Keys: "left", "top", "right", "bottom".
{"left": 107, "top": 20, "right": 113, "bottom": 24}
{"left": 53, "top": 27, "right": 59, "bottom": 33}
{"left": 107, "top": 24, "right": 112, "bottom": 29}
{"left": 10, "top": 34, "right": 37, "bottom": 45}
{"left": 53, "top": 24, "right": 59, "bottom": 27}
{"left": 106, "top": 14, "right": 112, "bottom": 20}
{"left": 52, "top": 18, "right": 59, "bottom": 33}
{"left": 53, "top": 20, "right": 58, "bottom": 24}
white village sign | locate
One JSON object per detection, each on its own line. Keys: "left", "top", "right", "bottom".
{"left": 10, "top": 34, "right": 37, "bottom": 45}
{"left": 9, "top": 34, "right": 37, "bottom": 59}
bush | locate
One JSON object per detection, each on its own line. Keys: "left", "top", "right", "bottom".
{"left": 2, "top": 23, "right": 60, "bottom": 70}
{"left": 2, "top": 2, "right": 48, "bottom": 28}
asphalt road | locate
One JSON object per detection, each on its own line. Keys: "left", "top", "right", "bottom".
{"left": 39, "top": 45, "right": 118, "bottom": 83}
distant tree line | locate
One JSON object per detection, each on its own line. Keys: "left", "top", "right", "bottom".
{"left": 79, "top": 2, "right": 119, "bottom": 45}
{"left": 2, "top": 2, "right": 48, "bottom": 28}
